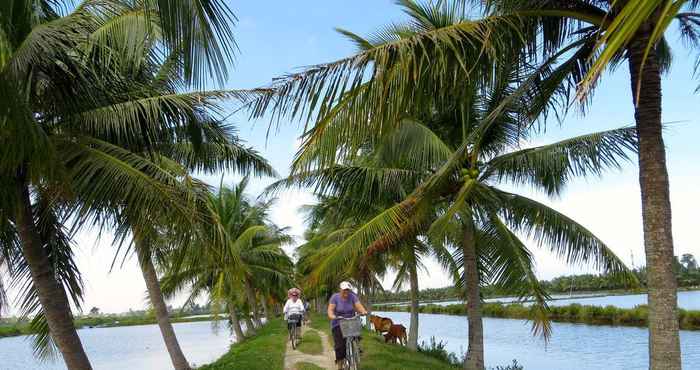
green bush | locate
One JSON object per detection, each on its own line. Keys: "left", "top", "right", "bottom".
{"left": 491, "top": 360, "right": 524, "bottom": 370}
{"left": 417, "top": 337, "right": 463, "bottom": 366}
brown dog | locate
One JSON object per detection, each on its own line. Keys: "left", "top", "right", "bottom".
{"left": 369, "top": 315, "right": 393, "bottom": 333}
{"left": 383, "top": 324, "right": 407, "bottom": 345}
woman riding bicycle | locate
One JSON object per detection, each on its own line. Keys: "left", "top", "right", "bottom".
{"left": 327, "top": 281, "right": 368, "bottom": 370}
{"left": 284, "top": 289, "right": 305, "bottom": 337}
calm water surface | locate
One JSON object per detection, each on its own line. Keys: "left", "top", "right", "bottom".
{"left": 0, "top": 320, "right": 236, "bottom": 370}
{"left": 384, "top": 290, "right": 700, "bottom": 310}
{"left": 376, "top": 311, "right": 700, "bottom": 370}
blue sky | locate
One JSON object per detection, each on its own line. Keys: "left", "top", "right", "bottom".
{"left": 67, "top": 1, "right": 700, "bottom": 314}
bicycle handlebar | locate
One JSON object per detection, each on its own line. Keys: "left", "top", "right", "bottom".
{"left": 337, "top": 314, "right": 364, "bottom": 320}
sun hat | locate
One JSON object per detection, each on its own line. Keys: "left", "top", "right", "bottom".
{"left": 339, "top": 281, "right": 352, "bottom": 290}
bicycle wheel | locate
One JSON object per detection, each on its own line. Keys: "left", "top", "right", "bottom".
{"left": 345, "top": 338, "right": 359, "bottom": 370}
{"left": 292, "top": 325, "right": 298, "bottom": 349}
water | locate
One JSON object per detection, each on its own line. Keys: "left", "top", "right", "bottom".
{"left": 0, "top": 320, "right": 236, "bottom": 370}
{"left": 380, "top": 290, "right": 700, "bottom": 310}
{"left": 376, "top": 311, "right": 700, "bottom": 370}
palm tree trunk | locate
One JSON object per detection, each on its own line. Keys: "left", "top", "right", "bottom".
{"left": 136, "top": 247, "right": 191, "bottom": 370}
{"left": 260, "top": 295, "right": 270, "bottom": 320}
{"left": 244, "top": 313, "right": 257, "bottom": 336}
{"left": 462, "top": 220, "right": 484, "bottom": 370}
{"left": 243, "top": 278, "right": 262, "bottom": 328}
{"left": 365, "top": 288, "right": 373, "bottom": 328}
{"left": 408, "top": 261, "right": 420, "bottom": 351}
{"left": 628, "top": 24, "right": 681, "bottom": 370}
{"left": 228, "top": 304, "right": 245, "bottom": 340}
{"left": 14, "top": 175, "right": 93, "bottom": 370}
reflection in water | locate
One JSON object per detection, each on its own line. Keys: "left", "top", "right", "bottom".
{"left": 376, "top": 311, "right": 700, "bottom": 370}
{"left": 0, "top": 320, "right": 236, "bottom": 370}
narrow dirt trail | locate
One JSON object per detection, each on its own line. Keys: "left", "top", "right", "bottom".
{"left": 283, "top": 323, "right": 336, "bottom": 370}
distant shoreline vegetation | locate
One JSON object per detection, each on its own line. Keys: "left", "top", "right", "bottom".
{"left": 0, "top": 313, "right": 220, "bottom": 339}
{"left": 378, "top": 303, "right": 700, "bottom": 331}
{"left": 369, "top": 257, "right": 700, "bottom": 304}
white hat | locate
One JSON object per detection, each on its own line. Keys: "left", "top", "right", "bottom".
{"left": 339, "top": 281, "right": 352, "bottom": 290}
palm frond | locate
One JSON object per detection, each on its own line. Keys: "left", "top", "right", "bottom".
{"left": 484, "top": 126, "right": 637, "bottom": 196}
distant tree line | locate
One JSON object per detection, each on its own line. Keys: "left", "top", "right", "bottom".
{"left": 371, "top": 254, "right": 700, "bottom": 303}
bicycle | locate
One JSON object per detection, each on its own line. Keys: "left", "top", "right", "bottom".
{"left": 338, "top": 315, "right": 363, "bottom": 370}
{"left": 287, "top": 313, "right": 302, "bottom": 349}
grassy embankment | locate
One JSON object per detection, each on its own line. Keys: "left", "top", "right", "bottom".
{"left": 379, "top": 303, "right": 700, "bottom": 330}
{"left": 198, "top": 313, "right": 462, "bottom": 370}
{"left": 198, "top": 319, "right": 287, "bottom": 370}
{"left": 307, "top": 313, "right": 459, "bottom": 370}
{"left": 0, "top": 314, "right": 219, "bottom": 338}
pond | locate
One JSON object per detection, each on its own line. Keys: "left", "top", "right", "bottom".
{"left": 378, "top": 290, "right": 700, "bottom": 310}
{"left": 0, "top": 320, "right": 235, "bottom": 370}
{"left": 376, "top": 311, "right": 700, "bottom": 370}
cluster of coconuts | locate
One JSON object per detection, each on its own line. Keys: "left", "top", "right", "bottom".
{"left": 460, "top": 167, "right": 479, "bottom": 179}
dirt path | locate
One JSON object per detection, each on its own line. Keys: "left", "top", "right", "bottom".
{"left": 283, "top": 323, "right": 336, "bottom": 370}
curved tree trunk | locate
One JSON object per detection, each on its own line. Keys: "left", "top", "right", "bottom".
{"left": 228, "top": 304, "right": 245, "bottom": 340}
{"left": 260, "top": 295, "right": 270, "bottom": 321}
{"left": 14, "top": 176, "right": 93, "bottom": 370}
{"left": 243, "top": 279, "right": 262, "bottom": 328}
{"left": 462, "top": 220, "right": 484, "bottom": 370}
{"left": 407, "top": 261, "right": 420, "bottom": 351}
{"left": 628, "top": 24, "right": 681, "bottom": 370}
{"left": 137, "top": 246, "right": 191, "bottom": 370}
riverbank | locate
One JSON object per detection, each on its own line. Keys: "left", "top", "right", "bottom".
{"left": 0, "top": 313, "right": 220, "bottom": 338}
{"left": 199, "top": 319, "right": 287, "bottom": 370}
{"left": 306, "top": 313, "right": 460, "bottom": 370}
{"left": 372, "top": 287, "right": 700, "bottom": 307}
{"left": 200, "top": 314, "right": 464, "bottom": 369}
{"left": 378, "top": 303, "right": 700, "bottom": 330}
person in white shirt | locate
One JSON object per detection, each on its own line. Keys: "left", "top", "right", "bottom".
{"left": 283, "top": 290, "right": 305, "bottom": 334}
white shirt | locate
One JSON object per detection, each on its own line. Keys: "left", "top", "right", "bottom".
{"left": 283, "top": 298, "right": 305, "bottom": 319}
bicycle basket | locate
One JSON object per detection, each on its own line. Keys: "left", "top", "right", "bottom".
{"left": 288, "top": 314, "right": 302, "bottom": 323}
{"left": 339, "top": 317, "right": 362, "bottom": 338}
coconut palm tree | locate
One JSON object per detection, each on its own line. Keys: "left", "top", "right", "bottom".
{"left": 283, "top": 103, "right": 638, "bottom": 369}
{"left": 0, "top": 1, "right": 239, "bottom": 368}
{"left": 99, "top": 35, "right": 273, "bottom": 369}
{"left": 160, "top": 178, "right": 294, "bottom": 337}
{"left": 456, "top": 2, "right": 700, "bottom": 367}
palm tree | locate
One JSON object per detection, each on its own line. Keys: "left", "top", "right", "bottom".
{"left": 246, "top": 1, "right": 683, "bottom": 365}
{"left": 284, "top": 104, "right": 639, "bottom": 369}
{"left": 462, "top": 2, "right": 700, "bottom": 367}
{"left": 160, "top": 179, "right": 294, "bottom": 338}
{"left": 98, "top": 32, "right": 273, "bottom": 369}
{"left": 0, "top": 1, "right": 238, "bottom": 368}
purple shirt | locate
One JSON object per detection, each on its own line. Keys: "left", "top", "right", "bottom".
{"left": 329, "top": 292, "right": 358, "bottom": 328}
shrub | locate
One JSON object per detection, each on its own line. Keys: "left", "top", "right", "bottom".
{"left": 491, "top": 360, "right": 524, "bottom": 370}
{"left": 417, "top": 336, "right": 464, "bottom": 366}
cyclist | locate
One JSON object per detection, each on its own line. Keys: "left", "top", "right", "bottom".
{"left": 283, "top": 289, "right": 305, "bottom": 339}
{"left": 327, "top": 281, "right": 368, "bottom": 369}
{"left": 303, "top": 299, "right": 311, "bottom": 324}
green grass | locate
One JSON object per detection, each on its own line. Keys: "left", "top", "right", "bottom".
{"left": 198, "top": 319, "right": 287, "bottom": 370}
{"left": 297, "top": 329, "right": 323, "bottom": 355}
{"left": 295, "top": 362, "right": 324, "bottom": 370}
{"left": 307, "top": 314, "right": 458, "bottom": 370}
